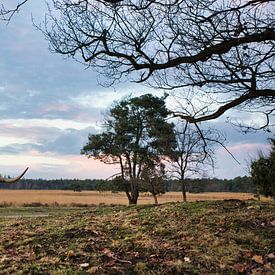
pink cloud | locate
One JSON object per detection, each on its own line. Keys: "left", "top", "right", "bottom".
{"left": 39, "top": 103, "right": 71, "bottom": 114}
{"left": 218, "top": 143, "right": 270, "bottom": 156}
{"left": 65, "top": 155, "right": 119, "bottom": 179}
{"left": 0, "top": 153, "right": 119, "bottom": 180}
{"left": 71, "top": 111, "right": 100, "bottom": 123}
{"left": 31, "top": 154, "right": 119, "bottom": 179}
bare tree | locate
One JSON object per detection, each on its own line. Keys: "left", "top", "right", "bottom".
{"left": 170, "top": 122, "right": 222, "bottom": 202}
{"left": 42, "top": 0, "right": 274, "bottom": 130}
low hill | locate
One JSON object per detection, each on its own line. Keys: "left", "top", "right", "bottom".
{"left": 0, "top": 200, "right": 274, "bottom": 274}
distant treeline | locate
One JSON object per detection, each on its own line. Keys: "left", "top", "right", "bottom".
{"left": 0, "top": 176, "right": 255, "bottom": 193}
{"left": 166, "top": 177, "right": 255, "bottom": 193}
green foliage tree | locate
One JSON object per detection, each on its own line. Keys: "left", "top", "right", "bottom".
{"left": 81, "top": 94, "right": 176, "bottom": 205}
{"left": 251, "top": 139, "right": 275, "bottom": 199}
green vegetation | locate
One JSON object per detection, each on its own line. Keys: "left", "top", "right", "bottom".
{"left": 1, "top": 176, "right": 256, "bottom": 193}
{"left": 81, "top": 94, "right": 176, "bottom": 205}
{"left": 0, "top": 200, "right": 274, "bottom": 274}
{"left": 251, "top": 139, "right": 275, "bottom": 199}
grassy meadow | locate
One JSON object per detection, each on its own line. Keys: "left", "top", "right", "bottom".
{"left": 0, "top": 200, "right": 274, "bottom": 274}
{"left": 0, "top": 191, "right": 273, "bottom": 274}
{"left": 0, "top": 190, "right": 259, "bottom": 206}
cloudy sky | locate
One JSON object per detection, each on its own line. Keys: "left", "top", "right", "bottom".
{"left": 0, "top": 1, "right": 273, "bottom": 180}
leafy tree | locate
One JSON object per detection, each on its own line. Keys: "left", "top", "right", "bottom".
{"left": 81, "top": 94, "right": 175, "bottom": 204}
{"left": 43, "top": 0, "right": 275, "bottom": 131}
{"left": 251, "top": 139, "right": 275, "bottom": 199}
{"left": 67, "top": 183, "right": 82, "bottom": 192}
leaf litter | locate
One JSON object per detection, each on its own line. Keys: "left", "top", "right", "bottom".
{"left": 0, "top": 200, "right": 274, "bottom": 274}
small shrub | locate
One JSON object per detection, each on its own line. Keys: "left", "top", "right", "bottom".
{"left": 0, "top": 201, "right": 13, "bottom": 207}
{"left": 22, "top": 202, "right": 49, "bottom": 207}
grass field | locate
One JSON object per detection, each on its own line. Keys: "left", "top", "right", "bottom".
{"left": 0, "top": 200, "right": 274, "bottom": 274}
{"left": 0, "top": 190, "right": 260, "bottom": 206}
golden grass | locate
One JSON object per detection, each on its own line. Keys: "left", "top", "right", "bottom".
{"left": 0, "top": 190, "right": 263, "bottom": 206}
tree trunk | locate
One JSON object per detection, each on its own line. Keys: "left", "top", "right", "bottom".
{"left": 181, "top": 180, "right": 187, "bottom": 202}
{"left": 152, "top": 194, "right": 158, "bottom": 205}
{"left": 128, "top": 190, "right": 139, "bottom": 205}
{"left": 128, "top": 183, "right": 139, "bottom": 205}
{"left": 125, "top": 190, "right": 131, "bottom": 202}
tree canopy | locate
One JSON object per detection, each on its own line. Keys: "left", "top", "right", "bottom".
{"left": 43, "top": 0, "right": 274, "bottom": 130}
{"left": 81, "top": 94, "right": 176, "bottom": 204}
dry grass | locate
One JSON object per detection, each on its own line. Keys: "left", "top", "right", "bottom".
{"left": 0, "top": 190, "right": 263, "bottom": 206}
{"left": 0, "top": 200, "right": 274, "bottom": 274}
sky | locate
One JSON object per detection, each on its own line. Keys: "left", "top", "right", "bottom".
{"left": 0, "top": 1, "right": 273, "bottom": 180}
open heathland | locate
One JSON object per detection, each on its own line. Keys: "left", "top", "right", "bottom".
{"left": 0, "top": 200, "right": 274, "bottom": 274}
{"left": 0, "top": 190, "right": 259, "bottom": 206}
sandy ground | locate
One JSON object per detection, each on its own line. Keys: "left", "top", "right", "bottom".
{"left": 0, "top": 190, "right": 260, "bottom": 206}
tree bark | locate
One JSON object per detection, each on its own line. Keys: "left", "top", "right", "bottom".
{"left": 181, "top": 179, "right": 187, "bottom": 202}
{"left": 152, "top": 194, "right": 158, "bottom": 205}
{"left": 128, "top": 182, "right": 139, "bottom": 205}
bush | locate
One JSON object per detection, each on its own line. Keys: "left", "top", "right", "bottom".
{"left": 251, "top": 139, "right": 275, "bottom": 199}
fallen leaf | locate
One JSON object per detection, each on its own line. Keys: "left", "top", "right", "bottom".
{"left": 184, "top": 257, "right": 191, "bottom": 263}
{"left": 132, "top": 251, "right": 139, "bottom": 257}
{"left": 165, "top": 260, "right": 182, "bottom": 266}
{"left": 105, "top": 259, "right": 116, "bottom": 267}
{"left": 267, "top": 253, "right": 275, "bottom": 259}
{"left": 79, "top": 263, "right": 89, "bottom": 268}
{"left": 264, "top": 263, "right": 273, "bottom": 270}
{"left": 270, "top": 221, "right": 275, "bottom": 226}
{"left": 0, "top": 255, "right": 8, "bottom": 263}
{"left": 102, "top": 248, "right": 115, "bottom": 258}
{"left": 111, "top": 239, "right": 120, "bottom": 247}
{"left": 234, "top": 263, "right": 246, "bottom": 273}
{"left": 251, "top": 267, "right": 262, "bottom": 274}
{"left": 252, "top": 255, "right": 264, "bottom": 264}
{"left": 67, "top": 250, "right": 75, "bottom": 258}
{"left": 243, "top": 251, "right": 253, "bottom": 258}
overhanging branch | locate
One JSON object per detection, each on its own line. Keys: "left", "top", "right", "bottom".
{"left": 172, "top": 89, "right": 275, "bottom": 123}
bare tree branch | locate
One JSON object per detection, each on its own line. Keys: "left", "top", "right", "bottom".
{"left": 0, "top": 0, "right": 29, "bottom": 22}
{"left": 0, "top": 167, "right": 29, "bottom": 183}
{"left": 172, "top": 89, "right": 275, "bottom": 123}
{"left": 42, "top": 0, "right": 274, "bottom": 131}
